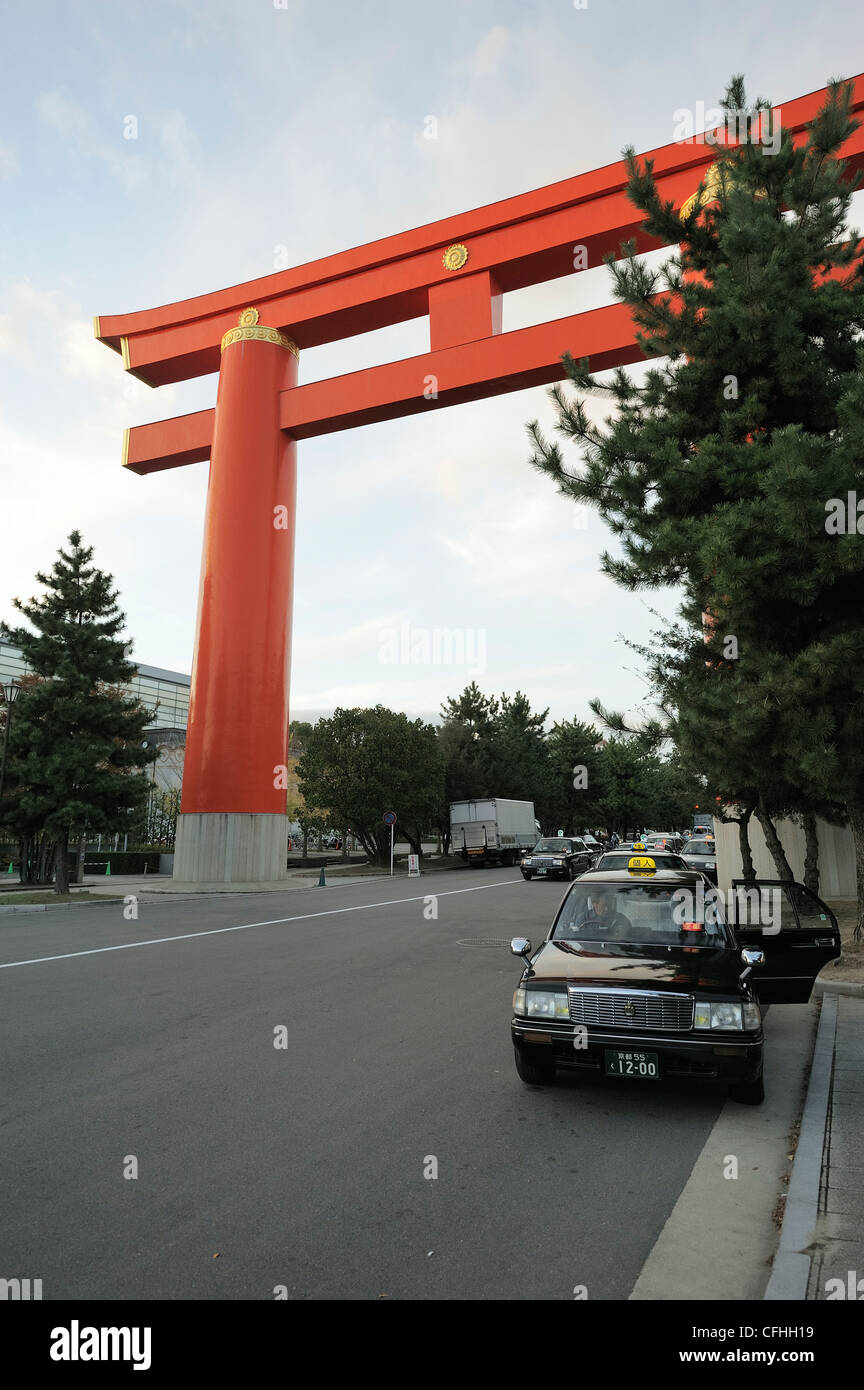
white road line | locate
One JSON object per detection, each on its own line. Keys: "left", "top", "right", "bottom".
{"left": 0, "top": 879, "right": 523, "bottom": 971}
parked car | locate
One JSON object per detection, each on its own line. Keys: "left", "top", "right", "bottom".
{"left": 580, "top": 833, "right": 604, "bottom": 863}
{"left": 644, "top": 832, "right": 684, "bottom": 853}
{"left": 680, "top": 836, "right": 718, "bottom": 884}
{"left": 593, "top": 849, "right": 689, "bottom": 873}
{"left": 510, "top": 864, "right": 841, "bottom": 1104}
{"left": 521, "top": 837, "right": 594, "bottom": 881}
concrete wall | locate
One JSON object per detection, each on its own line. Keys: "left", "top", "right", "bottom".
{"left": 714, "top": 813, "right": 856, "bottom": 898}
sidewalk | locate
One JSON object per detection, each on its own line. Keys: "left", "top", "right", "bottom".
{"left": 807, "top": 993, "right": 864, "bottom": 1299}
{"left": 766, "top": 990, "right": 864, "bottom": 1299}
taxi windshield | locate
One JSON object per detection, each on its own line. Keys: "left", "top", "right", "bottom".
{"left": 533, "top": 839, "right": 576, "bottom": 853}
{"left": 686, "top": 840, "right": 715, "bottom": 856}
{"left": 553, "top": 883, "right": 727, "bottom": 946}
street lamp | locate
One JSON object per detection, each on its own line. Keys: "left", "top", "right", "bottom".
{"left": 0, "top": 679, "right": 22, "bottom": 811}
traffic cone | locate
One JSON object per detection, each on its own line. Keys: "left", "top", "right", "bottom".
{"left": 317, "top": 865, "right": 326, "bottom": 887}
{"left": 105, "top": 861, "right": 111, "bottom": 877}
{"left": 7, "top": 862, "right": 13, "bottom": 874}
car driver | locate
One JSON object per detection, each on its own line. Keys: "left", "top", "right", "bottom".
{"left": 583, "top": 887, "right": 633, "bottom": 939}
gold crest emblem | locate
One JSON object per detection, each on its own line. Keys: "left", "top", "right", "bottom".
{"left": 442, "top": 243, "right": 469, "bottom": 272}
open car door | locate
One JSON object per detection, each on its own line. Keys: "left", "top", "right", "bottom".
{"left": 729, "top": 880, "right": 842, "bottom": 1003}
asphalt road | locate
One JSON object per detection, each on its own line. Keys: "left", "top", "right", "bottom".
{"left": 0, "top": 867, "right": 728, "bottom": 1300}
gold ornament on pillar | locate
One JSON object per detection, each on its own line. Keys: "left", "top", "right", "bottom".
{"left": 221, "top": 307, "right": 299, "bottom": 359}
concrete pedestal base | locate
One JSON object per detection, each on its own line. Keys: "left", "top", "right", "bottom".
{"left": 173, "top": 813, "right": 289, "bottom": 885}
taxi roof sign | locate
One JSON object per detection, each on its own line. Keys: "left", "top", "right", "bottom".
{"left": 633, "top": 840, "right": 646, "bottom": 851}
{"left": 628, "top": 855, "right": 656, "bottom": 875}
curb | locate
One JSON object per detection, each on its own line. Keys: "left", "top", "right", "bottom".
{"left": 764, "top": 993, "right": 837, "bottom": 1300}
{"left": 0, "top": 897, "right": 124, "bottom": 914}
{"left": 289, "top": 862, "right": 470, "bottom": 882}
{"left": 813, "top": 976, "right": 864, "bottom": 999}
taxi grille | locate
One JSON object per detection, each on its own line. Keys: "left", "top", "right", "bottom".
{"left": 567, "top": 987, "right": 694, "bottom": 1031}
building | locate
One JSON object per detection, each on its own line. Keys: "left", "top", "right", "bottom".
{"left": 1, "top": 641, "right": 191, "bottom": 726}
{"left": 1, "top": 640, "right": 191, "bottom": 785}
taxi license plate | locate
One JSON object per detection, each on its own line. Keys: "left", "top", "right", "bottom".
{"left": 604, "top": 1049, "right": 659, "bottom": 1079}
{"left": 536, "top": 867, "right": 547, "bottom": 875}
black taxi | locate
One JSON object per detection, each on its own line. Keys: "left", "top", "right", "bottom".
{"left": 510, "top": 858, "right": 840, "bottom": 1104}
{"left": 521, "top": 836, "right": 594, "bottom": 881}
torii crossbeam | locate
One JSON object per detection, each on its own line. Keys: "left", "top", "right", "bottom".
{"left": 96, "top": 76, "right": 864, "bottom": 884}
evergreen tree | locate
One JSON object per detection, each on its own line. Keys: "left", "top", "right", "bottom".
{"left": 593, "top": 738, "right": 659, "bottom": 836}
{"left": 2, "top": 532, "right": 156, "bottom": 892}
{"left": 438, "top": 684, "right": 554, "bottom": 825}
{"left": 297, "top": 706, "right": 443, "bottom": 866}
{"left": 528, "top": 76, "right": 864, "bottom": 932}
{"left": 486, "top": 691, "right": 550, "bottom": 810}
{"left": 544, "top": 718, "right": 606, "bottom": 833}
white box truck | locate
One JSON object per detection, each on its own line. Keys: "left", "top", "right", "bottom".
{"left": 450, "top": 798, "right": 538, "bottom": 867}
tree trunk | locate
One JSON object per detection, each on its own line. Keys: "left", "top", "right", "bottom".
{"left": 738, "top": 807, "right": 756, "bottom": 881}
{"left": 18, "top": 835, "right": 32, "bottom": 886}
{"left": 719, "top": 803, "right": 756, "bottom": 880}
{"left": 755, "top": 800, "right": 793, "bottom": 880}
{"left": 37, "top": 834, "right": 55, "bottom": 885}
{"left": 341, "top": 829, "right": 349, "bottom": 862}
{"left": 802, "top": 812, "right": 820, "bottom": 895}
{"left": 302, "top": 829, "right": 308, "bottom": 858}
{"left": 54, "top": 834, "right": 70, "bottom": 894}
{"left": 354, "top": 829, "right": 378, "bottom": 864}
{"left": 402, "top": 827, "right": 422, "bottom": 859}
{"left": 75, "top": 834, "right": 87, "bottom": 885}
{"left": 847, "top": 801, "right": 864, "bottom": 942}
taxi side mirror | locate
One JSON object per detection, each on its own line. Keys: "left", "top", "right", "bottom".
{"left": 739, "top": 947, "right": 765, "bottom": 983}
{"left": 511, "top": 937, "right": 532, "bottom": 957}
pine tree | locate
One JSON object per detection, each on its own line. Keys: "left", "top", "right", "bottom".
{"left": 2, "top": 532, "right": 156, "bottom": 892}
{"left": 544, "top": 718, "right": 606, "bottom": 833}
{"left": 528, "top": 76, "right": 864, "bottom": 932}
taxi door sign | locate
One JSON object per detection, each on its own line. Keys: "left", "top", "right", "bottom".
{"left": 628, "top": 855, "right": 656, "bottom": 876}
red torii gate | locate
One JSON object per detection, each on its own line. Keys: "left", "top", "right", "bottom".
{"left": 96, "top": 76, "right": 864, "bottom": 883}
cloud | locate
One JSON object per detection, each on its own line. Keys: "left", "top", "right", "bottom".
{"left": 0, "top": 143, "right": 18, "bottom": 178}
{"left": 470, "top": 25, "right": 511, "bottom": 79}
{"left": 35, "top": 91, "right": 202, "bottom": 195}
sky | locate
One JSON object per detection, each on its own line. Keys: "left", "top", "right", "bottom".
{"left": 1, "top": 0, "right": 863, "bottom": 727}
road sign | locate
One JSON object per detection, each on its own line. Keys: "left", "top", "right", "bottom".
{"left": 408, "top": 853, "right": 420, "bottom": 877}
{"left": 383, "top": 810, "right": 397, "bottom": 876}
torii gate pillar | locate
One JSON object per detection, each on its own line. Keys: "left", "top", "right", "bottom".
{"left": 172, "top": 311, "right": 299, "bottom": 883}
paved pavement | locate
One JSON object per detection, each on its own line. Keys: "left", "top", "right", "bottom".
{"left": 807, "top": 995, "right": 864, "bottom": 1299}
{"left": 0, "top": 867, "right": 824, "bottom": 1300}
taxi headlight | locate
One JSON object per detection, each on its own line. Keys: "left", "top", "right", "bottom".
{"left": 520, "top": 990, "right": 570, "bottom": 1019}
{"left": 522, "top": 857, "right": 533, "bottom": 865}
{"left": 694, "top": 1002, "right": 744, "bottom": 1030}
{"left": 513, "top": 988, "right": 527, "bottom": 1015}
{"left": 553, "top": 859, "right": 564, "bottom": 866}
